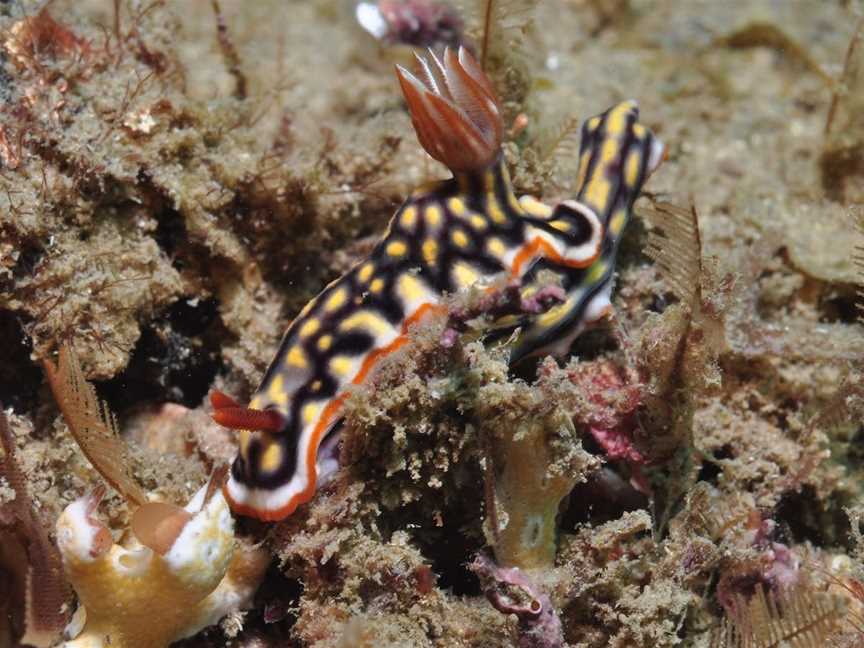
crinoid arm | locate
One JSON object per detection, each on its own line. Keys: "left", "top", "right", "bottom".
{"left": 396, "top": 46, "right": 503, "bottom": 172}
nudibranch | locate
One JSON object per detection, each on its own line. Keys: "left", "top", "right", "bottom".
{"left": 211, "top": 46, "right": 664, "bottom": 521}
{"left": 56, "top": 477, "right": 266, "bottom": 648}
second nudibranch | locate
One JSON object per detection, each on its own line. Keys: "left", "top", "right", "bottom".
{"left": 211, "top": 47, "right": 664, "bottom": 521}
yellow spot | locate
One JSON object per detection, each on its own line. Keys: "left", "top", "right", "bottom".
{"left": 625, "top": 151, "right": 641, "bottom": 187}
{"left": 260, "top": 442, "right": 282, "bottom": 472}
{"left": 452, "top": 262, "right": 480, "bottom": 288}
{"left": 286, "top": 346, "right": 307, "bottom": 368}
{"left": 311, "top": 379, "right": 322, "bottom": 392}
{"left": 249, "top": 395, "right": 263, "bottom": 409}
{"left": 386, "top": 240, "right": 408, "bottom": 257}
{"left": 358, "top": 262, "right": 374, "bottom": 283}
{"left": 267, "top": 374, "right": 287, "bottom": 406}
{"left": 370, "top": 278, "right": 385, "bottom": 293}
{"left": 451, "top": 228, "right": 470, "bottom": 248}
{"left": 606, "top": 103, "right": 629, "bottom": 136}
{"left": 397, "top": 273, "right": 427, "bottom": 304}
{"left": 340, "top": 310, "right": 392, "bottom": 337}
{"left": 425, "top": 205, "right": 442, "bottom": 228}
{"left": 447, "top": 198, "right": 466, "bottom": 216}
{"left": 550, "top": 220, "right": 571, "bottom": 232}
{"left": 400, "top": 206, "right": 417, "bottom": 229}
{"left": 609, "top": 210, "right": 627, "bottom": 236}
{"left": 538, "top": 297, "right": 576, "bottom": 327}
{"left": 302, "top": 402, "right": 321, "bottom": 425}
{"left": 325, "top": 287, "right": 347, "bottom": 312}
{"left": 422, "top": 238, "right": 438, "bottom": 265}
{"left": 317, "top": 334, "right": 333, "bottom": 351}
{"left": 600, "top": 137, "right": 619, "bottom": 165}
{"left": 633, "top": 123, "right": 646, "bottom": 138}
{"left": 487, "top": 237, "right": 506, "bottom": 257}
{"left": 585, "top": 178, "right": 610, "bottom": 213}
{"left": 488, "top": 196, "right": 506, "bottom": 224}
{"left": 587, "top": 116, "right": 601, "bottom": 132}
{"left": 470, "top": 214, "right": 487, "bottom": 231}
{"left": 520, "top": 196, "right": 553, "bottom": 218}
{"left": 239, "top": 429, "right": 251, "bottom": 455}
{"left": 329, "top": 356, "right": 354, "bottom": 377}
{"left": 298, "top": 318, "right": 320, "bottom": 339}
{"left": 586, "top": 261, "right": 607, "bottom": 283}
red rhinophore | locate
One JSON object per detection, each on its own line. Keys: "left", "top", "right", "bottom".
{"left": 209, "top": 390, "right": 284, "bottom": 433}
{"left": 209, "top": 390, "right": 239, "bottom": 410}
{"left": 395, "top": 46, "right": 502, "bottom": 172}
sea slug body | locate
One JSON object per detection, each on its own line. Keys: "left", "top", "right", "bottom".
{"left": 211, "top": 47, "right": 664, "bottom": 522}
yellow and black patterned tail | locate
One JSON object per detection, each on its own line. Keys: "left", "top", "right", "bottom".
{"left": 509, "top": 101, "right": 664, "bottom": 364}
{"left": 576, "top": 100, "right": 664, "bottom": 244}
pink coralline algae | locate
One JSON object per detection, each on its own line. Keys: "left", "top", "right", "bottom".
{"left": 562, "top": 360, "right": 646, "bottom": 460}
{"left": 717, "top": 516, "right": 802, "bottom": 613}
{"left": 470, "top": 553, "right": 564, "bottom": 648}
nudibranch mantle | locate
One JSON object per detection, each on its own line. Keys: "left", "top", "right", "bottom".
{"left": 212, "top": 47, "right": 664, "bottom": 522}
{"left": 56, "top": 482, "right": 264, "bottom": 648}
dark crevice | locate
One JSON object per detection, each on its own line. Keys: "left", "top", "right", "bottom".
{"left": 0, "top": 312, "right": 42, "bottom": 413}
{"left": 774, "top": 485, "right": 852, "bottom": 549}
{"left": 99, "top": 297, "right": 223, "bottom": 410}
{"left": 818, "top": 289, "right": 860, "bottom": 325}
{"left": 414, "top": 524, "right": 481, "bottom": 596}
{"left": 11, "top": 240, "right": 44, "bottom": 279}
{"left": 563, "top": 466, "right": 648, "bottom": 528}
{"left": 568, "top": 327, "right": 619, "bottom": 360}
{"left": 153, "top": 206, "right": 188, "bottom": 259}
{"left": 375, "top": 484, "right": 484, "bottom": 597}
{"left": 696, "top": 444, "right": 733, "bottom": 484}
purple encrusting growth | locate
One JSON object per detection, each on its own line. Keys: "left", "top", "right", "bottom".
{"left": 470, "top": 553, "right": 564, "bottom": 648}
